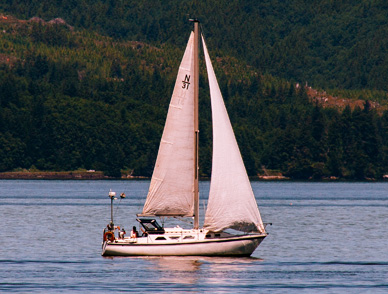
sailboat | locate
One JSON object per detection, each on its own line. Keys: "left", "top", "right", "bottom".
{"left": 102, "top": 20, "right": 268, "bottom": 257}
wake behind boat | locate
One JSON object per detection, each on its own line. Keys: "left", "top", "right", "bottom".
{"left": 102, "top": 20, "right": 268, "bottom": 257}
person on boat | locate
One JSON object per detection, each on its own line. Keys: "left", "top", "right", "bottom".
{"left": 130, "top": 226, "right": 138, "bottom": 238}
{"left": 119, "top": 228, "right": 126, "bottom": 239}
{"left": 105, "top": 223, "right": 113, "bottom": 233}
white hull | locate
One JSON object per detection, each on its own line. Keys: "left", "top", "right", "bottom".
{"left": 102, "top": 230, "right": 266, "bottom": 257}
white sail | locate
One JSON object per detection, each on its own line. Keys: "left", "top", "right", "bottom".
{"left": 202, "top": 35, "right": 265, "bottom": 233}
{"left": 141, "top": 32, "right": 195, "bottom": 217}
{"left": 103, "top": 24, "right": 268, "bottom": 258}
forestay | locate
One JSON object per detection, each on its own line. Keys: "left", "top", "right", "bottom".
{"left": 202, "top": 35, "right": 265, "bottom": 233}
{"left": 141, "top": 32, "right": 195, "bottom": 217}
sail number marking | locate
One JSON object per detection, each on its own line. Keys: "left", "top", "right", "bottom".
{"left": 182, "top": 75, "right": 190, "bottom": 89}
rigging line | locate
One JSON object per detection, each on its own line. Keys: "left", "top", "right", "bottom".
{"left": 115, "top": 198, "right": 122, "bottom": 218}
{"left": 173, "top": 216, "right": 193, "bottom": 225}
{"left": 199, "top": 22, "right": 206, "bottom": 40}
{"left": 199, "top": 22, "right": 206, "bottom": 54}
{"left": 159, "top": 216, "right": 166, "bottom": 226}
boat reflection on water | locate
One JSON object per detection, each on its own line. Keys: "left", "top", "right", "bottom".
{"left": 202, "top": 257, "right": 265, "bottom": 286}
{"left": 143, "top": 256, "right": 264, "bottom": 285}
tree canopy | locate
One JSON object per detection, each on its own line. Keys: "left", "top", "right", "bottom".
{"left": 2, "top": 0, "right": 388, "bottom": 90}
{"left": 0, "top": 4, "right": 388, "bottom": 179}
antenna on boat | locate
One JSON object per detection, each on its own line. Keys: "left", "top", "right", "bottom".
{"left": 108, "top": 190, "right": 117, "bottom": 227}
{"left": 108, "top": 190, "right": 126, "bottom": 227}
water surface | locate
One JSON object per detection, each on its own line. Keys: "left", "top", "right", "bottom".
{"left": 0, "top": 180, "right": 387, "bottom": 293}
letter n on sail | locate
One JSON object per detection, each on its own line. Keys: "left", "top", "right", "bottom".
{"left": 182, "top": 74, "right": 191, "bottom": 89}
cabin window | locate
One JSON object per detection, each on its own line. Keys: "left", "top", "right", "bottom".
{"left": 183, "top": 235, "right": 194, "bottom": 239}
{"left": 155, "top": 237, "right": 166, "bottom": 240}
{"left": 169, "top": 236, "right": 180, "bottom": 240}
{"left": 137, "top": 218, "right": 165, "bottom": 234}
{"left": 215, "top": 233, "right": 221, "bottom": 237}
{"left": 205, "top": 234, "right": 211, "bottom": 238}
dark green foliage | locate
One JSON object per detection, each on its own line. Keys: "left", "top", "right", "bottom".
{"left": 0, "top": 132, "right": 26, "bottom": 171}
{"left": 0, "top": 6, "right": 388, "bottom": 179}
{"left": 3, "top": 1, "right": 388, "bottom": 91}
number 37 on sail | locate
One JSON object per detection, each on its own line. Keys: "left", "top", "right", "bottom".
{"left": 102, "top": 20, "right": 269, "bottom": 257}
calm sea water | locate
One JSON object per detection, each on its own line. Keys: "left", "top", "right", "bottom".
{"left": 0, "top": 180, "right": 387, "bottom": 293}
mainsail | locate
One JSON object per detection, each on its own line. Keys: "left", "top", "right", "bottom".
{"left": 202, "top": 35, "right": 265, "bottom": 233}
{"left": 141, "top": 32, "right": 195, "bottom": 217}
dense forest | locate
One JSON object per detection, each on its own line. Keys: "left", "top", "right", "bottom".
{"left": 0, "top": 1, "right": 388, "bottom": 179}
{"left": 2, "top": 0, "right": 388, "bottom": 91}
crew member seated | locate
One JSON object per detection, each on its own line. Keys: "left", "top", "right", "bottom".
{"left": 119, "top": 228, "right": 126, "bottom": 239}
{"left": 131, "top": 226, "right": 138, "bottom": 238}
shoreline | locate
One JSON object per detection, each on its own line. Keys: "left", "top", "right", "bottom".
{"left": 0, "top": 171, "right": 149, "bottom": 180}
{"left": 1, "top": 171, "right": 387, "bottom": 181}
{"left": 0, "top": 171, "right": 110, "bottom": 180}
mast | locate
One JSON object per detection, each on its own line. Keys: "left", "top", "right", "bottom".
{"left": 190, "top": 19, "right": 200, "bottom": 230}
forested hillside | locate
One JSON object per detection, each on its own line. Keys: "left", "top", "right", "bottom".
{"left": 0, "top": 2, "right": 388, "bottom": 180}
{"left": 2, "top": 0, "right": 388, "bottom": 91}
